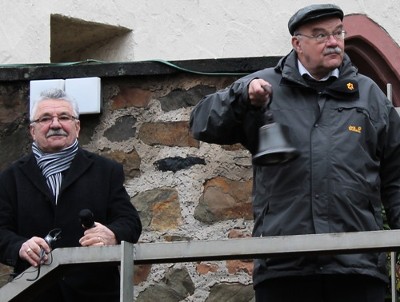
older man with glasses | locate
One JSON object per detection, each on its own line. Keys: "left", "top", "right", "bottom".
{"left": 0, "top": 88, "right": 142, "bottom": 302}
{"left": 190, "top": 3, "right": 400, "bottom": 302}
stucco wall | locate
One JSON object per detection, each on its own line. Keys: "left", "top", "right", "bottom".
{"left": 0, "top": 0, "right": 399, "bottom": 64}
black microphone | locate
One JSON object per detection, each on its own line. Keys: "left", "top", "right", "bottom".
{"left": 79, "top": 209, "right": 95, "bottom": 229}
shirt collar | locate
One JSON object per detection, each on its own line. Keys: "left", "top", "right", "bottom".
{"left": 298, "top": 60, "right": 339, "bottom": 81}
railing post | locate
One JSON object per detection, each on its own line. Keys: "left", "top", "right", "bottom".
{"left": 391, "top": 252, "right": 398, "bottom": 302}
{"left": 120, "top": 241, "right": 134, "bottom": 302}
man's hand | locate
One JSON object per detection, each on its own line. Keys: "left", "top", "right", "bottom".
{"left": 248, "top": 79, "right": 272, "bottom": 107}
{"left": 79, "top": 222, "right": 117, "bottom": 246}
{"left": 19, "top": 237, "right": 50, "bottom": 267}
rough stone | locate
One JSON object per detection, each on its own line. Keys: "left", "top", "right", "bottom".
{"left": 0, "top": 83, "right": 27, "bottom": 126}
{"left": 136, "top": 284, "right": 184, "bottom": 302}
{"left": 112, "top": 86, "right": 153, "bottom": 109}
{"left": 164, "top": 267, "right": 195, "bottom": 298}
{"left": 100, "top": 149, "right": 141, "bottom": 179}
{"left": 194, "top": 176, "right": 253, "bottom": 224}
{"left": 205, "top": 283, "right": 255, "bottom": 302}
{"left": 222, "top": 143, "right": 245, "bottom": 151}
{"left": 132, "top": 188, "right": 182, "bottom": 231}
{"left": 103, "top": 115, "right": 137, "bottom": 142}
{"left": 154, "top": 156, "right": 205, "bottom": 172}
{"left": 159, "top": 85, "right": 216, "bottom": 112}
{"left": 136, "top": 267, "right": 194, "bottom": 302}
{"left": 139, "top": 121, "right": 199, "bottom": 147}
{"left": 164, "top": 235, "right": 192, "bottom": 242}
{"left": 78, "top": 114, "right": 101, "bottom": 147}
{"left": 0, "top": 118, "right": 31, "bottom": 171}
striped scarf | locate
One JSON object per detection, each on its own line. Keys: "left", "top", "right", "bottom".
{"left": 32, "top": 139, "right": 79, "bottom": 204}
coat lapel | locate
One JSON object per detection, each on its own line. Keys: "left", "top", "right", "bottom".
{"left": 19, "top": 149, "right": 94, "bottom": 203}
{"left": 18, "top": 154, "right": 54, "bottom": 200}
{"left": 60, "top": 148, "right": 94, "bottom": 192}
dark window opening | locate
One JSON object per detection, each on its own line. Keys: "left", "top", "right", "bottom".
{"left": 51, "top": 14, "right": 132, "bottom": 63}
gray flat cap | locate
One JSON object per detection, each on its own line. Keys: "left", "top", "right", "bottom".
{"left": 288, "top": 4, "right": 344, "bottom": 35}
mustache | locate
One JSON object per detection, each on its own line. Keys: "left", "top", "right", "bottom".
{"left": 323, "top": 46, "right": 342, "bottom": 55}
{"left": 46, "top": 129, "right": 68, "bottom": 138}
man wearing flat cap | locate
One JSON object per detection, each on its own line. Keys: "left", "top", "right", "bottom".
{"left": 191, "top": 3, "right": 400, "bottom": 302}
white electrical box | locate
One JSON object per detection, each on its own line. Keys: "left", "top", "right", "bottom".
{"left": 30, "top": 77, "right": 101, "bottom": 115}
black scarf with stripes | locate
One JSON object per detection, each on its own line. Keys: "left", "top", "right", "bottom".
{"left": 32, "top": 139, "right": 79, "bottom": 204}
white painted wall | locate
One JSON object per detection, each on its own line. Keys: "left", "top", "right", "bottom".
{"left": 1, "top": 0, "right": 399, "bottom": 64}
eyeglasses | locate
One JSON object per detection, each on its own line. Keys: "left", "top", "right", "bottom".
{"left": 295, "top": 30, "right": 346, "bottom": 43}
{"left": 31, "top": 114, "right": 78, "bottom": 125}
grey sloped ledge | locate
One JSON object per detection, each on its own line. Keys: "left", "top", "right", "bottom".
{"left": 0, "top": 57, "right": 282, "bottom": 82}
{"left": 3, "top": 230, "right": 400, "bottom": 301}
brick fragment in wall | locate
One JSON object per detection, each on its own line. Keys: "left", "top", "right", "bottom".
{"left": 206, "top": 283, "right": 255, "bottom": 302}
{"left": 133, "top": 264, "right": 152, "bottom": 285}
{"left": 139, "top": 121, "right": 199, "bottom": 147}
{"left": 154, "top": 156, "right": 205, "bottom": 172}
{"left": 132, "top": 188, "right": 182, "bottom": 231}
{"left": 194, "top": 176, "right": 253, "bottom": 224}
{"left": 196, "top": 262, "right": 219, "bottom": 275}
{"left": 103, "top": 115, "right": 137, "bottom": 142}
{"left": 99, "top": 149, "right": 141, "bottom": 178}
{"left": 136, "top": 267, "right": 195, "bottom": 302}
{"left": 111, "top": 87, "right": 152, "bottom": 109}
{"left": 226, "top": 259, "right": 253, "bottom": 275}
{"left": 228, "top": 229, "right": 251, "bottom": 239}
{"left": 226, "top": 229, "right": 254, "bottom": 273}
{"left": 159, "top": 85, "right": 216, "bottom": 112}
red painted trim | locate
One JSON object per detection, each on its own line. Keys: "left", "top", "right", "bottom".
{"left": 343, "top": 14, "right": 400, "bottom": 106}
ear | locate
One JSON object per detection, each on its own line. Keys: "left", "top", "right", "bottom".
{"left": 29, "top": 124, "right": 36, "bottom": 140}
{"left": 75, "top": 120, "right": 81, "bottom": 138}
{"left": 291, "top": 36, "right": 302, "bottom": 53}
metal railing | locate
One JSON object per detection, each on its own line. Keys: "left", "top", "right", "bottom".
{"left": 1, "top": 229, "right": 400, "bottom": 302}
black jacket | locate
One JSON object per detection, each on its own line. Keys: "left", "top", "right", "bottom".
{"left": 190, "top": 50, "right": 400, "bottom": 286}
{"left": 0, "top": 148, "right": 142, "bottom": 301}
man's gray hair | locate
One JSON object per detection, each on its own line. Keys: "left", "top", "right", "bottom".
{"left": 30, "top": 88, "right": 80, "bottom": 121}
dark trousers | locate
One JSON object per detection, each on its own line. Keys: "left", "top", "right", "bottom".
{"left": 255, "top": 275, "right": 387, "bottom": 302}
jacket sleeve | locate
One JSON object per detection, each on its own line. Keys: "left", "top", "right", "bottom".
{"left": 189, "top": 74, "right": 265, "bottom": 154}
{"left": 0, "top": 169, "right": 26, "bottom": 267}
{"left": 105, "top": 162, "right": 142, "bottom": 244}
{"left": 380, "top": 104, "right": 400, "bottom": 229}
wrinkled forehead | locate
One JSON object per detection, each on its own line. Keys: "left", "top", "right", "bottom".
{"left": 34, "top": 99, "right": 74, "bottom": 116}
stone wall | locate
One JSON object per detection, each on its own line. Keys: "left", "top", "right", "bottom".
{"left": 0, "top": 58, "right": 278, "bottom": 301}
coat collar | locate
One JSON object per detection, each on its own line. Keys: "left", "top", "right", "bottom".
{"left": 276, "top": 50, "right": 359, "bottom": 99}
{"left": 18, "top": 148, "right": 94, "bottom": 201}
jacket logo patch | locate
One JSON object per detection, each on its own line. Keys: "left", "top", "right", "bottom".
{"left": 348, "top": 125, "right": 362, "bottom": 133}
{"left": 347, "top": 82, "right": 355, "bottom": 90}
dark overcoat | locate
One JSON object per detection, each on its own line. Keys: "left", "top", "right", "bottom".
{"left": 0, "top": 148, "right": 142, "bottom": 302}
